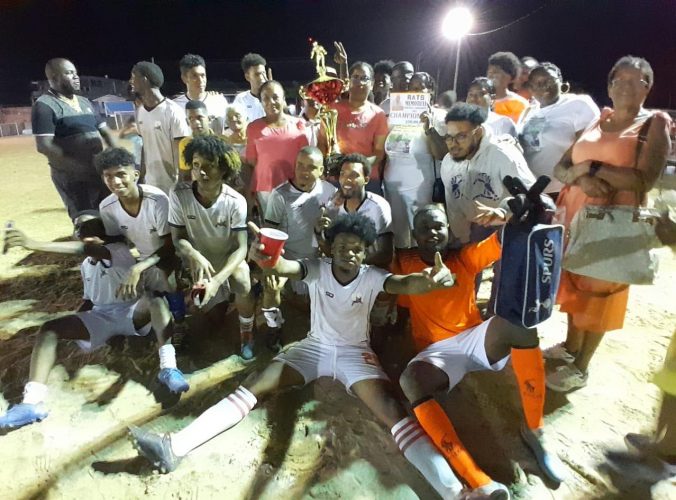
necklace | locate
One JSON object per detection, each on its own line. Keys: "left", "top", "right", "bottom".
{"left": 49, "top": 89, "right": 81, "bottom": 112}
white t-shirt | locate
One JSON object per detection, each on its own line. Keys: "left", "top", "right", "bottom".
{"left": 326, "top": 192, "right": 393, "bottom": 236}
{"left": 173, "top": 92, "right": 229, "bottom": 135}
{"left": 519, "top": 94, "right": 600, "bottom": 193}
{"left": 485, "top": 111, "right": 517, "bottom": 138}
{"left": 264, "top": 180, "right": 337, "bottom": 259}
{"left": 384, "top": 124, "right": 435, "bottom": 190}
{"left": 100, "top": 184, "right": 170, "bottom": 260}
{"left": 168, "top": 182, "right": 248, "bottom": 271}
{"left": 440, "top": 130, "right": 535, "bottom": 243}
{"left": 303, "top": 258, "right": 391, "bottom": 346}
{"left": 232, "top": 90, "right": 265, "bottom": 123}
{"left": 137, "top": 99, "right": 192, "bottom": 194}
{"left": 81, "top": 243, "right": 137, "bottom": 308}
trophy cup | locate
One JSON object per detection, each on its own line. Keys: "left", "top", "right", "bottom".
{"left": 300, "top": 41, "right": 346, "bottom": 177}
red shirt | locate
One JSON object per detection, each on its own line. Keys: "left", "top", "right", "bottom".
{"left": 246, "top": 117, "right": 309, "bottom": 193}
{"left": 331, "top": 101, "right": 388, "bottom": 180}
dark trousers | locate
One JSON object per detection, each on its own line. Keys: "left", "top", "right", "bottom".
{"left": 51, "top": 168, "right": 109, "bottom": 221}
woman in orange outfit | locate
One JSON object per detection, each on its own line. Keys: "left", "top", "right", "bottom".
{"left": 546, "top": 56, "right": 672, "bottom": 392}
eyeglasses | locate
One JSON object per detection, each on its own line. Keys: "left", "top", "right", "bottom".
{"left": 444, "top": 128, "right": 478, "bottom": 144}
{"left": 350, "top": 75, "right": 372, "bottom": 83}
{"left": 610, "top": 78, "right": 649, "bottom": 89}
{"left": 529, "top": 79, "right": 555, "bottom": 90}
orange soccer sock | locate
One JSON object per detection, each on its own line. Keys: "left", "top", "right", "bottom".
{"left": 511, "top": 346, "right": 545, "bottom": 430}
{"left": 413, "top": 398, "right": 491, "bottom": 489}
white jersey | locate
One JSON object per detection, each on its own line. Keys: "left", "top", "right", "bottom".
{"left": 137, "top": 99, "right": 192, "bottom": 194}
{"left": 519, "top": 94, "right": 599, "bottom": 193}
{"left": 169, "top": 181, "right": 248, "bottom": 271}
{"left": 485, "top": 111, "right": 517, "bottom": 138}
{"left": 173, "top": 92, "right": 229, "bottom": 135}
{"left": 440, "top": 130, "right": 535, "bottom": 243}
{"left": 100, "top": 184, "right": 170, "bottom": 260}
{"left": 326, "top": 192, "right": 393, "bottom": 236}
{"left": 303, "top": 258, "right": 391, "bottom": 346}
{"left": 265, "top": 180, "right": 336, "bottom": 259}
{"left": 81, "top": 243, "right": 137, "bottom": 309}
{"left": 232, "top": 90, "right": 265, "bottom": 123}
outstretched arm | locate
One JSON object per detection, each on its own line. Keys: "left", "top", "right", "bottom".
{"left": 4, "top": 227, "right": 111, "bottom": 260}
{"left": 248, "top": 222, "right": 304, "bottom": 280}
{"left": 384, "top": 252, "right": 455, "bottom": 295}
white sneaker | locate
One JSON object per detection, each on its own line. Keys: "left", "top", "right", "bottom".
{"left": 546, "top": 364, "right": 588, "bottom": 392}
{"left": 542, "top": 342, "right": 576, "bottom": 363}
{"left": 461, "top": 480, "right": 510, "bottom": 499}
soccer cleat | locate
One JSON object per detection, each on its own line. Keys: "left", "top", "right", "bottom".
{"left": 0, "top": 403, "right": 49, "bottom": 430}
{"left": 542, "top": 342, "right": 576, "bottom": 364}
{"left": 265, "top": 327, "right": 283, "bottom": 353}
{"left": 462, "top": 480, "right": 511, "bottom": 499}
{"left": 546, "top": 364, "right": 588, "bottom": 392}
{"left": 157, "top": 368, "right": 190, "bottom": 394}
{"left": 240, "top": 341, "right": 255, "bottom": 361}
{"left": 520, "top": 424, "right": 567, "bottom": 484}
{"left": 129, "top": 426, "right": 181, "bottom": 473}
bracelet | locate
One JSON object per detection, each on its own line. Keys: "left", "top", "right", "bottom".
{"left": 588, "top": 161, "right": 602, "bottom": 177}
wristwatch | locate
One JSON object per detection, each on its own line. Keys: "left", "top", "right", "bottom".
{"left": 588, "top": 161, "right": 602, "bottom": 177}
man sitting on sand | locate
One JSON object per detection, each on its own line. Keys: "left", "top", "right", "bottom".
{"left": 131, "top": 213, "right": 467, "bottom": 499}
{"left": 396, "top": 205, "right": 566, "bottom": 494}
{"left": 0, "top": 212, "right": 175, "bottom": 430}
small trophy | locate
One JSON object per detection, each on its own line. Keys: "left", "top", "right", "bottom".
{"left": 300, "top": 41, "right": 346, "bottom": 175}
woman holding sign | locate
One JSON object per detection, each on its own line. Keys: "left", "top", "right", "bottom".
{"left": 383, "top": 72, "right": 446, "bottom": 249}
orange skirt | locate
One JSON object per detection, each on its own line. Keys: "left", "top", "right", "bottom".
{"left": 557, "top": 270, "right": 629, "bottom": 332}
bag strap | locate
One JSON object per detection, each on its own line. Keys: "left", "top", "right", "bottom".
{"left": 632, "top": 113, "right": 654, "bottom": 200}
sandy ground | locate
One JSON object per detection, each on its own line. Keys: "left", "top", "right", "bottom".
{"left": 0, "top": 135, "right": 674, "bottom": 499}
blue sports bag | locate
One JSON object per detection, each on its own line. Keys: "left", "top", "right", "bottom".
{"left": 495, "top": 222, "right": 563, "bottom": 328}
{"left": 493, "top": 175, "right": 563, "bottom": 328}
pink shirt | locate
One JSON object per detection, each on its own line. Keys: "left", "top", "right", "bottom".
{"left": 246, "top": 117, "right": 309, "bottom": 193}
{"left": 331, "top": 100, "right": 388, "bottom": 179}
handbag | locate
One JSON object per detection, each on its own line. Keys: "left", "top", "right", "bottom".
{"left": 562, "top": 115, "right": 662, "bottom": 285}
{"left": 432, "top": 159, "right": 445, "bottom": 204}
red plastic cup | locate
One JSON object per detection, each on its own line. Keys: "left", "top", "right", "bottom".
{"left": 258, "top": 228, "right": 288, "bottom": 267}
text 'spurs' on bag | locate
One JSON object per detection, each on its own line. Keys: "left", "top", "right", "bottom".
{"left": 562, "top": 114, "right": 662, "bottom": 285}
{"left": 496, "top": 223, "right": 564, "bottom": 328}
{"left": 562, "top": 206, "right": 661, "bottom": 284}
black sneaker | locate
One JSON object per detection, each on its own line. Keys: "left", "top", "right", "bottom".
{"left": 130, "top": 426, "right": 182, "bottom": 473}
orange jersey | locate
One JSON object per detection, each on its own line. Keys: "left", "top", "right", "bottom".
{"left": 493, "top": 93, "right": 529, "bottom": 124}
{"left": 393, "top": 234, "right": 501, "bottom": 350}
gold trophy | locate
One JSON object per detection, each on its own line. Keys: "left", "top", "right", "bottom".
{"left": 300, "top": 41, "right": 346, "bottom": 173}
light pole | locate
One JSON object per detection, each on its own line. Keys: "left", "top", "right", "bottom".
{"left": 441, "top": 6, "right": 473, "bottom": 93}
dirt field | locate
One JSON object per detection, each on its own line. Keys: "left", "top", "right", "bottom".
{"left": 0, "top": 135, "right": 674, "bottom": 500}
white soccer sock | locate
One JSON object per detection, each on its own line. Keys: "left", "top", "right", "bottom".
{"left": 170, "top": 386, "right": 257, "bottom": 457}
{"left": 261, "top": 307, "right": 284, "bottom": 328}
{"left": 391, "top": 417, "right": 463, "bottom": 498}
{"left": 158, "top": 344, "right": 177, "bottom": 369}
{"left": 22, "top": 381, "right": 48, "bottom": 405}
{"left": 238, "top": 315, "right": 255, "bottom": 334}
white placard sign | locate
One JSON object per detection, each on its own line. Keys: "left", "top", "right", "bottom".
{"left": 388, "top": 92, "right": 430, "bottom": 126}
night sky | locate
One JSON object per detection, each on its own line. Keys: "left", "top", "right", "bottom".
{"left": 1, "top": 0, "right": 675, "bottom": 108}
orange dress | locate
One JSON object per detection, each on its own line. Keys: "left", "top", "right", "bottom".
{"left": 556, "top": 107, "right": 656, "bottom": 332}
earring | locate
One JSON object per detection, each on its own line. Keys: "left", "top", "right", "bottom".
{"left": 561, "top": 82, "right": 570, "bottom": 94}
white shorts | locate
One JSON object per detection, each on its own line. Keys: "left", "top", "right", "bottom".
{"left": 409, "top": 317, "right": 510, "bottom": 390}
{"left": 75, "top": 302, "right": 151, "bottom": 352}
{"left": 274, "top": 336, "right": 389, "bottom": 395}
